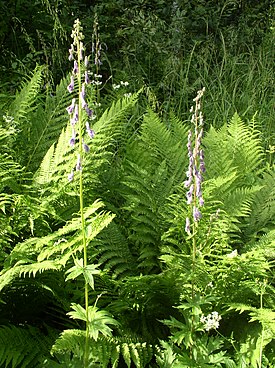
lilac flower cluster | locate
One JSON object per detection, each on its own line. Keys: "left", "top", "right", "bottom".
{"left": 185, "top": 88, "right": 206, "bottom": 235}
{"left": 67, "top": 19, "right": 95, "bottom": 182}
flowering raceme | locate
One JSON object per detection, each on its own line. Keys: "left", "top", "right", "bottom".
{"left": 185, "top": 88, "right": 206, "bottom": 234}
{"left": 66, "top": 19, "right": 95, "bottom": 182}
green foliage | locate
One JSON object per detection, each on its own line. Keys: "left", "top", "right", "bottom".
{"left": 51, "top": 332, "right": 154, "bottom": 368}
{"left": 0, "top": 7, "right": 274, "bottom": 365}
{"left": 67, "top": 303, "right": 119, "bottom": 340}
{"left": 0, "top": 324, "right": 56, "bottom": 368}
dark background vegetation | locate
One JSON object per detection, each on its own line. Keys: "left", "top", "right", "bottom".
{"left": 0, "top": 0, "right": 274, "bottom": 138}
{"left": 0, "top": 0, "right": 273, "bottom": 82}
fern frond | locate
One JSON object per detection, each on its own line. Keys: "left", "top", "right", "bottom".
{"left": 244, "top": 167, "right": 275, "bottom": 237}
{"left": 202, "top": 114, "right": 266, "bottom": 239}
{"left": 94, "top": 91, "right": 141, "bottom": 132}
{"left": 33, "top": 123, "right": 74, "bottom": 187}
{"left": 130, "top": 109, "right": 189, "bottom": 183}
{"left": 227, "top": 113, "right": 264, "bottom": 175}
{"left": 228, "top": 303, "right": 275, "bottom": 366}
{"left": 0, "top": 201, "right": 114, "bottom": 290}
{"left": 122, "top": 161, "right": 169, "bottom": 271}
{"left": 245, "top": 229, "right": 275, "bottom": 261}
{"left": 204, "top": 114, "right": 264, "bottom": 184}
{"left": 8, "top": 66, "right": 44, "bottom": 124}
{"left": 26, "top": 75, "right": 72, "bottom": 171}
{"left": 0, "top": 324, "right": 56, "bottom": 368}
{"left": 95, "top": 222, "right": 137, "bottom": 278}
{"left": 118, "top": 111, "right": 190, "bottom": 271}
{"left": 51, "top": 329, "right": 154, "bottom": 368}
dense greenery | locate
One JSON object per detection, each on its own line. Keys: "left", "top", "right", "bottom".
{"left": 0, "top": 1, "right": 274, "bottom": 367}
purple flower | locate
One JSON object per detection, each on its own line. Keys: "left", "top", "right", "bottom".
{"left": 76, "top": 154, "right": 82, "bottom": 171}
{"left": 186, "top": 184, "right": 194, "bottom": 205}
{"left": 199, "top": 197, "right": 204, "bottom": 207}
{"left": 185, "top": 217, "right": 191, "bottom": 235}
{"left": 193, "top": 206, "right": 202, "bottom": 222}
{"left": 195, "top": 177, "right": 202, "bottom": 197}
{"left": 68, "top": 170, "right": 74, "bottom": 182}
{"left": 80, "top": 84, "right": 87, "bottom": 108}
{"left": 86, "top": 122, "right": 95, "bottom": 139}
{"left": 184, "top": 177, "right": 192, "bottom": 189}
{"left": 66, "top": 98, "right": 76, "bottom": 114}
{"left": 199, "top": 149, "right": 206, "bottom": 173}
{"left": 68, "top": 45, "right": 74, "bottom": 61}
{"left": 84, "top": 71, "right": 90, "bottom": 84}
{"left": 70, "top": 104, "right": 78, "bottom": 126}
{"left": 67, "top": 75, "right": 74, "bottom": 93}
{"left": 69, "top": 129, "right": 76, "bottom": 146}
{"left": 184, "top": 159, "right": 193, "bottom": 186}
{"left": 73, "top": 60, "right": 78, "bottom": 74}
{"left": 81, "top": 83, "right": 85, "bottom": 97}
{"left": 85, "top": 106, "right": 93, "bottom": 117}
{"left": 83, "top": 139, "right": 90, "bottom": 152}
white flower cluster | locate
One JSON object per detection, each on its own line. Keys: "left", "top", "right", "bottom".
{"left": 123, "top": 93, "right": 132, "bottom": 98}
{"left": 112, "top": 80, "right": 129, "bottom": 89}
{"left": 200, "top": 311, "right": 221, "bottom": 331}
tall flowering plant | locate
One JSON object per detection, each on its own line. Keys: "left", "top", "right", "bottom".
{"left": 46, "top": 20, "right": 119, "bottom": 367}
{"left": 66, "top": 19, "right": 96, "bottom": 367}
{"left": 161, "top": 89, "right": 225, "bottom": 364}
{"left": 184, "top": 87, "right": 206, "bottom": 236}
{"left": 185, "top": 87, "right": 208, "bottom": 356}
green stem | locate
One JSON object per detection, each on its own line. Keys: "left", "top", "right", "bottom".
{"left": 76, "top": 38, "right": 89, "bottom": 368}
{"left": 259, "top": 285, "right": 264, "bottom": 368}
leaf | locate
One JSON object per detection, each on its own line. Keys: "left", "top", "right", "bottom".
{"left": 66, "top": 259, "right": 101, "bottom": 290}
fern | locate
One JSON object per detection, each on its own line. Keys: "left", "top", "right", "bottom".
{"left": 200, "top": 114, "right": 266, "bottom": 240}
{"left": 33, "top": 123, "right": 74, "bottom": 187}
{"left": 8, "top": 66, "right": 44, "bottom": 124}
{"left": 94, "top": 222, "right": 138, "bottom": 278}
{"left": 51, "top": 330, "right": 154, "bottom": 368}
{"left": 228, "top": 303, "right": 275, "bottom": 367}
{"left": 25, "top": 75, "right": 72, "bottom": 172}
{"left": 6, "top": 66, "right": 45, "bottom": 167}
{"left": 32, "top": 92, "right": 142, "bottom": 221}
{"left": 204, "top": 114, "right": 264, "bottom": 183}
{"left": 244, "top": 166, "right": 275, "bottom": 238}
{"left": 118, "top": 110, "right": 189, "bottom": 272}
{"left": 0, "top": 200, "right": 115, "bottom": 291}
{"left": 0, "top": 324, "right": 56, "bottom": 368}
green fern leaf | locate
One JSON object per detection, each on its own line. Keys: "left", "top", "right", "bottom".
{"left": 0, "top": 324, "right": 56, "bottom": 368}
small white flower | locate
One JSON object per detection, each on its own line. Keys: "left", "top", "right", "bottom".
{"left": 94, "top": 74, "right": 102, "bottom": 78}
{"left": 227, "top": 249, "right": 238, "bottom": 259}
{"left": 113, "top": 84, "right": 120, "bottom": 90}
{"left": 123, "top": 93, "right": 132, "bottom": 98}
{"left": 200, "top": 311, "right": 221, "bottom": 331}
{"left": 120, "top": 81, "right": 129, "bottom": 86}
